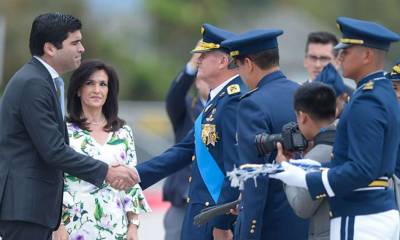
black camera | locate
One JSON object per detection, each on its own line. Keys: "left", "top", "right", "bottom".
{"left": 255, "top": 122, "right": 308, "bottom": 155}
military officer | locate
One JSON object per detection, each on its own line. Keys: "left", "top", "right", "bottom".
{"left": 314, "top": 63, "right": 348, "bottom": 118}
{"left": 386, "top": 59, "right": 400, "bottom": 101}
{"left": 136, "top": 23, "right": 247, "bottom": 240}
{"left": 221, "top": 29, "right": 309, "bottom": 239}
{"left": 271, "top": 17, "right": 400, "bottom": 239}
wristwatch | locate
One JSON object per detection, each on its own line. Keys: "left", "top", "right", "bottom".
{"left": 128, "top": 218, "right": 140, "bottom": 228}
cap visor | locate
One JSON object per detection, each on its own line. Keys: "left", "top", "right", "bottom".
{"left": 191, "top": 48, "right": 212, "bottom": 54}
{"left": 334, "top": 42, "right": 351, "bottom": 50}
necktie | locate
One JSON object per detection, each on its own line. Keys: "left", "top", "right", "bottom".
{"left": 54, "top": 77, "right": 65, "bottom": 118}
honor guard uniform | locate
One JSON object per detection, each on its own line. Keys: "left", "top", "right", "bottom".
{"left": 314, "top": 63, "right": 348, "bottom": 118}
{"left": 386, "top": 60, "right": 400, "bottom": 179}
{"left": 136, "top": 23, "right": 247, "bottom": 240}
{"left": 271, "top": 17, "right": 400, "bottom": 240}
{"left": 221, "top": 29, "right": 309, "bottom": 240}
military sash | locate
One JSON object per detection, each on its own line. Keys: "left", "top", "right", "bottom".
{"left": 194, "top": 112, "right": 224, "bottom": 203}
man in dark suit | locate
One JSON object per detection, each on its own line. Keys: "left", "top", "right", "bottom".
{"left": 163, "top": 45, "right": 209, "bottom": 240}
{"left": 0, "top": 12, "right": 137, "bottom": 240}
{"left": 137, "top": 23, "right": 246, "bottom": 240}
{"left": 221, "top": 29, "right": 309, "bottom": 240}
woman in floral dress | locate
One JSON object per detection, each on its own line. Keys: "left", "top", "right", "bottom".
{"left": 53, "top": 59, "right": 150, "bottom": 240}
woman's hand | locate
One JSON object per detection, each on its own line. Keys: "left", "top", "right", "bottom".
{"left": 52, "top": 224, "right": 69, "bottom": 240}
{"left": 127, "top": 224, "right": 139, "bottom": 240}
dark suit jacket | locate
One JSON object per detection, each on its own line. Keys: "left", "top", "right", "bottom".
{"left": 163, "top": 68, "right": 204, "bottom": 207}
{"left": 0, "top": 58, "right": 108, "bottom": 229}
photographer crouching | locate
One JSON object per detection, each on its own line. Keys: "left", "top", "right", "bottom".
{"left": 275, "top": 82, "right": 337, "bottom": 240}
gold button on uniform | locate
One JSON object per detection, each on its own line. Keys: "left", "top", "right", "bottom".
{"left": 250, "top": 229, "right": 255, "bottom": 234}
{"left": 186, "top": 197, "right": 190, "bottom": 203}
{"left": 252, "top": 220, "right": 257, "bottom": 224}
{"left": 205, "top": 201, "right": 210, "bottom": 206}
{"left": 251, "top": 225, "right": 256, "bottom": 229}
{"left": 188, "top": 176, "right": 192, "bottom": 183}
{"left": 192, "top": 155, "right": 196, "bottom": 161}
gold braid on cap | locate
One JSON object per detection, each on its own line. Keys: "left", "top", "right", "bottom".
{"left": 230, "top": 50, "right": 240, "bottom": 57}
{"left": 194, "top": 41, "right": 220, "bottom": 51}
{"left": 392, "top": 65, "right": 400, "bottom": 74}
{"left": 340, "top": 38, "right": 364, "bottom": 45}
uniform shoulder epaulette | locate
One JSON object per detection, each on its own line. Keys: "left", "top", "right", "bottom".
{"left": 363, "top": 81, "right": 374, "bottom": 91}
{"left": 227, "top": 84, "right": 241, "bottom": 95}
{"left": 240, "top": 87, "right": 258, "bottom": 100}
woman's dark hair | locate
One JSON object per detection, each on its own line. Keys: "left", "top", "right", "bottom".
{"left": 67, "top": 59, "right": 126, "bottom": 132}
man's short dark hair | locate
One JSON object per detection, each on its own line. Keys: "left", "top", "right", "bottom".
{"left": 67, "top": 59, "right": 126, "bottom": 132}
{"left": 305, "top": 31, "right": 339, "bottom": 56}
{"left": 294, "top": 82, "right": 336, "bottom": 122}
{"left": 237, "top": 48, "right": 279, "bottom": 70}
{"left": 29, "top": 12, "right": 82, "bottom": 56}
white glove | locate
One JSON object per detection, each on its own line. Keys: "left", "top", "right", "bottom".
{"left": 289, "top": 158, "right": 321, "bottom": 168}
{"left": 269, "top": 161, "right": 308, "bottom": 189}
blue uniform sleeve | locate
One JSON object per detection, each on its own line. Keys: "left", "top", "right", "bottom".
{"left": 137, "top": 129, "right": 195, "bottom": 190}
{"left": 237, "top": 98, "right": 271, "bottom": 165}
{"left": 307, "top": 94, "right": 387, "bottom": 198}
{"left": 212, "top": 97, "right": 241, "bottom": 229}
{"left": 165, "top": 68, "right": 196, "bottom": 131}
{"left": 236, "top": 98, "right": 271, "bottom": 239}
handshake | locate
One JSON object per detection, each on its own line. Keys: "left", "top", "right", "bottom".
{"left": 105, "top": 164, "right": 140, "bottom": 191}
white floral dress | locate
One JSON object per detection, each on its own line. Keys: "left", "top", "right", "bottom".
{"left": 63, "top": 123, "right": 151, "bottom": 240}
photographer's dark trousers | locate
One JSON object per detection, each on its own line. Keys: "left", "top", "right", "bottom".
{"left": 0, "top": 220, "right": 52, "bottom": 240}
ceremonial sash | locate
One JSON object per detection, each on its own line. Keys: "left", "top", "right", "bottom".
{"left": 194, "top": 112, "right": 224, "bottom": 203}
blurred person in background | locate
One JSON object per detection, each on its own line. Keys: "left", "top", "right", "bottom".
{"left": 386, "top": 59, "right": 400, "bottom": 101}
{"left": 304, "top": 31, "right": 340, "bottom": 82}
{"left": 52, "top": 59, "right": 150, "bottom": 240}
{"left": 0, "top": 13, "right": 136, "bottom": 240}
{"left": 163, "top": 42, "right": 209, "bottom": 240}
{"left": 314, "top": 63, "right": 349, "bottom": 119}
{"left": 303, "top": 31, "right": 354, "bottom": 97}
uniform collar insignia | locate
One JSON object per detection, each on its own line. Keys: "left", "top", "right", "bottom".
{"left": 363, "top": 81, "right": 374, "bottom": 90}
{"left": 227, "top": 84, "right": 241, "bottom": 95}
{"left": 240, "top": 87, "right": 258, "bottom": 100}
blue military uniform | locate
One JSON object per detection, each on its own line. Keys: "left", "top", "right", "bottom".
{"left": 386, "top": 61, "right": 400, "bottom": 184}
{"left": 221, "top": 29, "right": 309, "bottom": 240}
{"left": 163, "top": 64, "right": 204, "bottom": 207}
{"left": 314, "top": 63, "right": 346, "bottom": 97}
{"left": 163, "top": 64, "right": 205, "bottom": 240}
{"left": 305, "top": 17, "right": 400, "bottom": 239}
{"left": 136, "top": 23, "right": 247, "bottom": 240}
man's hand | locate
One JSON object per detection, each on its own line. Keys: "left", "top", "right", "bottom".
{"left": 105, "top": 165, "right": 139, "bottom": 191}
{"left": 275, "top": 142, "right": 290, "bottom": 163}
{"left": 269, "top": 161, "right": 308, "bottom": 189}
{"left": 213, "top": 228, "right": 233, "bottom": 240}
{"left": 188, "top": 39, "right": 202, "bottom": 70}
